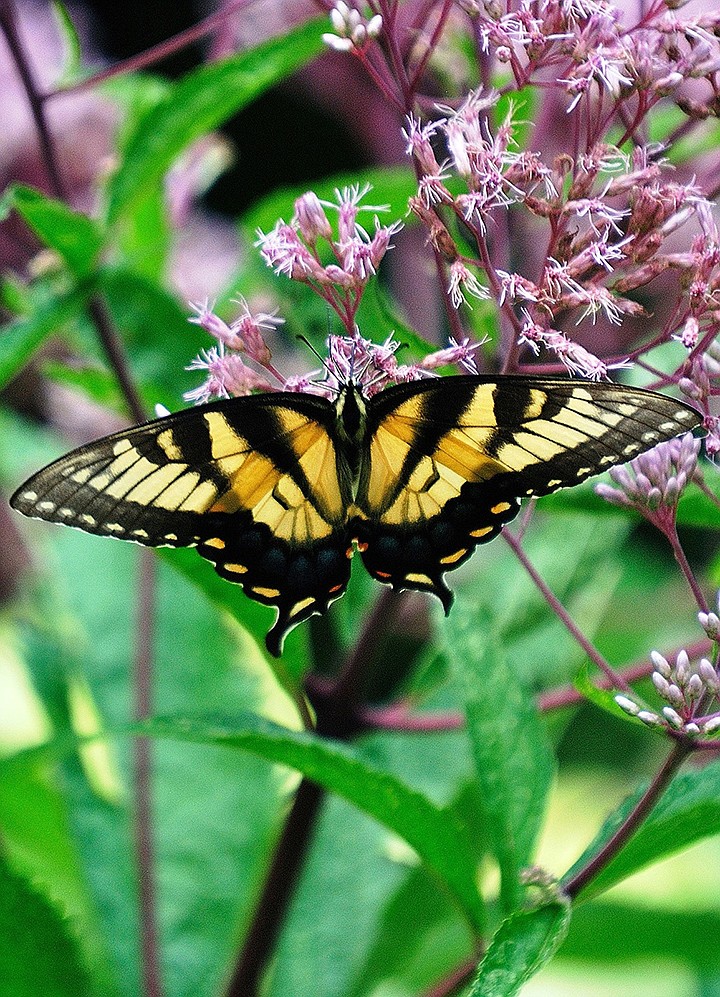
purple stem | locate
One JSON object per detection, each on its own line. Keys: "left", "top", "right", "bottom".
{"left": 0, "top": 0, "right": 67, "bottom": 197}
{"left": 47, "top": 0, "right": 260, "bottom": 99}
{"left": 0, "top": 8, "right": 161, "bottom": 993}
{"left": 502, "top": 531, "right": 629, "bottom": 691}
{"left": 134, "top": 553, "right": 163, "bottom": 997}
{"left": 562, "top": 739, "right": 694, "bottom": 899}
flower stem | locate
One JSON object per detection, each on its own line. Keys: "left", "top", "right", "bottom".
{"left": 503, "top": 531, "right": 628, "bottom": 690}
{"left": 561, "top": 739, "right": 693, "bottom": 900}
{"left": 134, "top": 553, "right": 164, "bottom": 997}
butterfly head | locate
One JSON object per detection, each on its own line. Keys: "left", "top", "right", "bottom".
{"left": 334, "top": 380, "right": 368, "bottom": 447}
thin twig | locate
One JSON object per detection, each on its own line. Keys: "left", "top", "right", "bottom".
{"left": 47, "top": 0, "right": 260, "bottom": 99}
{"left": 502, "top": 531, "right": 629, "bottom": 690}
{"left": 0, "top": 0, "right": 67, "bottom": 197}
{"left": 134, "top": 553, "right": 163, "bottom": 997}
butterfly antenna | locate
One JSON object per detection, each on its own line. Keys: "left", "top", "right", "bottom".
{"left": 296, "top": 335, "right": 342, "bottom": 396}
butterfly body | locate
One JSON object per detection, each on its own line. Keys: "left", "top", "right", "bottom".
{"left": 11, "top": 375, "right": 700, "bottom": 655}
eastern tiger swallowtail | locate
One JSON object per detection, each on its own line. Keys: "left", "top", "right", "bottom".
{"left": 11, "top": 375, "right": 700, "bottom": 655}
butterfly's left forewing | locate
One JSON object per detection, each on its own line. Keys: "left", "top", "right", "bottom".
{"left": 353, "top": 376, "right": 700, "bottom": 608}
{"left": 11, "top": 393, "right": 354, "bottom": 656}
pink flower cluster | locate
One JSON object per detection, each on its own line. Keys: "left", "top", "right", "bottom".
{"left": 255, "top": 185, "right": 402, "bottom": 333}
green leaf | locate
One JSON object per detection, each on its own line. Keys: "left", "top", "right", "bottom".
{"left": 41, "top": 359, "right": 125, "bottom": 409}
{"left": 562, "top": 759, "right": 720, "bottom": 901}
{"left": 95, "top": 265, "right": 207, "bottom": 409}
{"left": 469, "top": 901, "right": 571, "bottom": 997}
{"left": 0, "top": 185, "right": 102, "bottom": 279}
{"left": 446, "top": 608, "right": 555, "bottom": 912}
{"left": 51, "top": 2, "right": 82, "bottom": 85}
{"left": 573, "top": 664, "right": 652, "bottom": 728}
{"left": 106, "top": 21, "right": 325, "bottom": 224}
{"left": 0, "top": 854, "right": 95, "bottom": 997}
{"left": 138, "top": 713, "right": 486, "bottom": 932}
{"left": 158, "top": 545, "right": 312, "bottom": 694}
{"left": 0, "top": 286, "right": 89, "bottom": 390}
{"left": 563, "top": 898, "right": 720, "bottom": 970}
{"left": 10, "top": 535, "right": 296, "bottom": 997}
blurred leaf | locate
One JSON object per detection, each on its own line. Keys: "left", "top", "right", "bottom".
{"left": 41, "top": 359, "right": 125, "bottom": 409}
{"left": 267, "top": 744, "right": 480, "bottom": 997}
{"left": 562, "top": 758, "right": 720, "bottom": 901}
{"left": 446, "top": 609, "right": 555, "bottom": 912}
{"left": 0, "top": 753, "right": 117, "bottom": 996}
{"left": 0, "top": 854, "right": 95, "bottom": 997}
{"left": 0, "top": 186, "right": 102, "bottom": 279}
{"left": 562, "top": 898, "right": 720, "bottom": 969}
{"left": 0, "top": 285, "right": 89, "bottom": 390}
{"left": 469, "top": 900, "right": 571, "bottom": 997}
{"left": 10, "top": 530, "right": 296, "bottom": 997}
{"left": 127, "top": 712, "right": 486, "bottom": 933}
{"left": 51, "top": 2, "right": 82, "bottom": 85}
{"left": 96, "top": 265, "right": 207, "bottom": 409}
{"left": 355, "top": 279, "right": 435, "bottom": 360}
{"left": 344, "top": 865, "right": 473, "bottom": 997}
{"left": 106, "top": 21, "right": 325, "bottom": 224}
{"left": 158, "top": 545, "right": 311, "bottom": 694}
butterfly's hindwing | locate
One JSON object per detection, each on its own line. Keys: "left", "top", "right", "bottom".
{"left": 11, "top": 393, "right": 354, "bottom": 656}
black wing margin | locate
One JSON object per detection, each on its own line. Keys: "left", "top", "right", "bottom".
{"left": 352, "top": 376, "right": 701, "bottom": 607}
{"left": 11, "top": 393, "right": 354, "bottom": 656}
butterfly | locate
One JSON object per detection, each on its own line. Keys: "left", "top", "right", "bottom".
{"left": 11, "top": 375, "right": 700, "bottom": 656}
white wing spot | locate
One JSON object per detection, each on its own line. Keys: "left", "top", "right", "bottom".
{"left": 21, "top": 490, "right": 38, "bottom": 502}
{"left": 113, "top": 439, "right": 133, "bottom": 455}
{"left": 37, "top": 500, "right": 56, "bottom": 513}
{"left": 623, "top": 442, "right": 642, "bottom": 455}
{"left": 599, "top": 454, "right": 617, "bottom": 465}
{"left": 131, "top": 529, "right": 149, "bottom": 539}
{"left": 659, "top": 421, "right": 677, "bottom": 432}
{"left": 80, "top": 513, "right": 96, "bottom": 526}
{"left": 103, "top": 523, "right": 125, "bottom": 534}
{"left": 642, "top": 431, "right": 659, "bottom": 443}
{"left": 576, "top": 467, "right": 592, "bottom": 476}
{"left": 675, "top": 409, "right": 693, "bottom": 421}
{"left": 164, "top": 533, "right": 178, "bottom": 541}
{"left": 58, "top": 508, "right": 74, "bottom": 518}
{"left": 546, "top": 479, "right": 562, "bottom": 488}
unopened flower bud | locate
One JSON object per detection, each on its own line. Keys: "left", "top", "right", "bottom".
{"left": 703, "top": 716, "right": 720, "bottom": 734}
{"left": 699, "top": 613, "right": 720, "bottom": 640}
{"left": 687, "top": 674, "right": 704, "bottom": 701}
{"left": 651, "top": 651, "right": 672, "bottom": 679}
{"left": 294, "top": 192, "right": 332, "bottom": 242}
{"left": 699, "top": 658, "right": 719, "bottom": 686}
{"left": 637, "top": 710, "right": 663, "bottom": 726}
{"left": 615, "top": 695, "right": 640, "bottom": 715}
{"left": 652, "top": 672, "right": 671, "bottom": 697}
{"left": 676, "top": 649, "right": 690, "bottom": 681}
{"left": 667, "top": 683, "right": 685, "bottom": 707}
{"left": 663, "top": 706, "right": 684, "bottom": 728}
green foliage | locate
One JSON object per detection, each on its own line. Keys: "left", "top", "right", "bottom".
{"left": 446, "top": 610, "right": 555, "bottom": 911}
{"left": 0, "top": 855, "right": 96, "bottom": 997}
{"left": 469, "top": 901, "right": 571, "bottom": 997}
